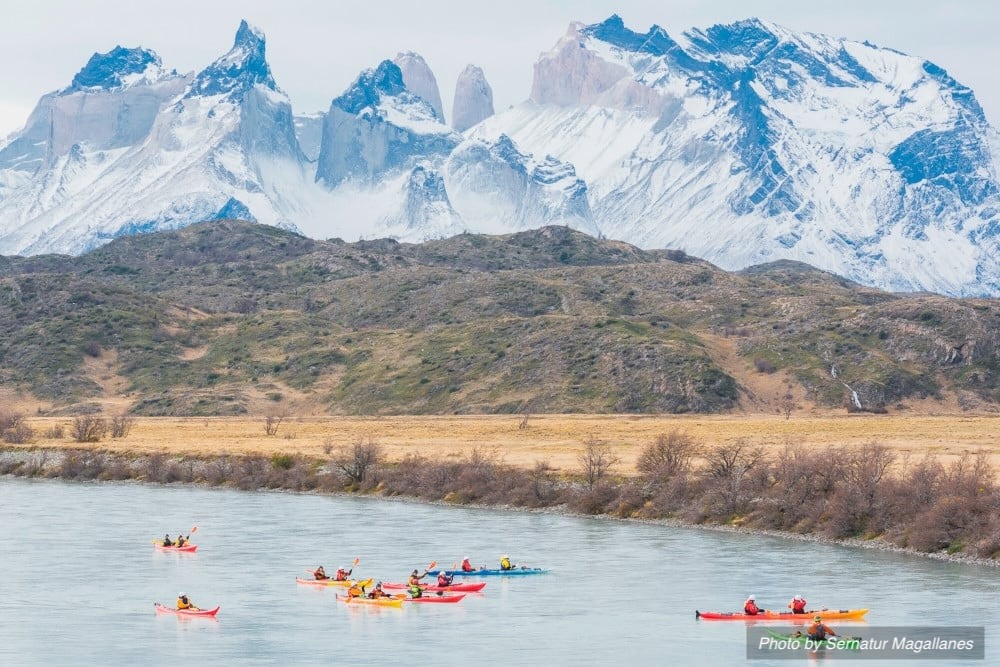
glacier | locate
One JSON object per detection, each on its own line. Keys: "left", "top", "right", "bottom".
{"left": 0, "top": 14, "right": 998, "bottom": 296}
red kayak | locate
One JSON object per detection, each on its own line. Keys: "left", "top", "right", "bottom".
{"left": 153, "top": 543, "right": 198, "bottom": 552}
{"left": 404, "top": 593, "right": 466, "bottom": 604}
{"left": 381, "top": 582, "right": 486, "bottom": 593}
{"left": 695, "top": 608, "right": 868, "bottom": 621}
{"left": 154, "top": 603, "right": 219, "bottom": 617}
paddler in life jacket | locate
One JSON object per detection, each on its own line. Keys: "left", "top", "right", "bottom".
{"left": 788, "top": 594, "right": 807, "bottom": 614}
{"left": 162, "top": 534, "right": 173, "bottom": 547}
{"left": 313, "top": 566, "right": 329, "bottom": 580}
{"left": 437, "top": 571, "right": 454, "bottom": 587}
{"left": 346, "top": 581, "right": 366, "bottom": 599}
{"left": 460, "top": 557, "right": 474, "bottom": 572}
{"left": 368, "top": 582, "right": 390, "bottom": 599}
{"left": 499, "top": 555, "right": 514, "bottom": 570}
{"left": 805, "top": 615, "right": 837, "bottom": 641}
{"left": 176, "top": 593, "right": 200, "bottom": 611}
{"left": 743, "top": 595, "right": 762, "bottom": 615}
{"left": 334, "top": 565, "right": 353, "bottom": 581}
{"left": 408, "top": 582, "right": 423, "bottom": 599}
{"left": 176, "top": 534, "right": 187, "bottom": 547}
{"left": 408, "top": 569, "right": 427, "bottom": 587}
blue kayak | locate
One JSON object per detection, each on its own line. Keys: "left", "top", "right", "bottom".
{"left": 428, "top": 567, "right": 548, "bottom": 576}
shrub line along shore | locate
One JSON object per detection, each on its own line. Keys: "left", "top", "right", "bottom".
{"left": 3, "top": 412, "right": 999, "bottom": 567}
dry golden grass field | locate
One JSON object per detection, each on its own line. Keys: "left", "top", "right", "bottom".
{"left": 11, "top": 411, "right": 1000, "bottom": 475}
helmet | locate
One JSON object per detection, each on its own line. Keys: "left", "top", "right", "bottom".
{"left": 747, "top": 595, "right": 756, "bottom": 601}
{"left": 794, "top": 595, "right": 802, "bottom": 601}
{"left": 412, "top": 569, "right": 419, "bottom": 575}
{"left": 178, "top": 592, "right": 185, "bottom": 598}
{"left": 463, "top": 556, "right": 470, "bottom": 560}
{"left": 375, "top": 582, "right": 383, "bottom": 588}
{"left": 501, "top": 554, "right": 508, "bottom": 558}
{"left": 814, "top": 615, "right": 823, "bottom": 622}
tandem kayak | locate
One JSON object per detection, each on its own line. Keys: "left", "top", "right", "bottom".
{"left": 404, "top": 593, "right": 466, "bottom": 604}
{"left": 153, "top": 543, "right": 197, "bottom": 552}
{"left": 429, "top": 568, "right": 546, "bottom": 576}
{"left": 381, "top": 581, "right": 486, "bottom": 593}
{"left": 154, "top": 603, "right": 219, "bottom": 617}
{"left": 296, "top": 577, "right": 374, "bottom": 589}
{"left": 336, "top": 595, "right": 403, "bottom": 608}
{"left": 764, "top": 629, "right": 861, "bottom": 650}
{"left": 695, "top": 608, "right": 869, "bottom": 621}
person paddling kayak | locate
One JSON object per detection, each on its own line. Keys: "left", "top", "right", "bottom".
{"left": 744, "top": 595, "right": 763, "bottom": 615}
{"left": 460, "top": 557, "right": 474, "bottom": 572}
{"left": 334, "top": 565, "right": 353, "bottom": 581}
{"left": 407, "top": 582, "right": 423, "bottom": 599}
{"left": 313, "top": 566, "right": 329, "bottom": 581}
{"left": 408, "top": 569, "right": 428, "bottom": 587}
{"left": 176, "top": 533, "right": 187, "bottom": 548}
{"left": 176, "top": 593, "right": 200, "bottom": 611}
{"left": 499, "top": 555, "right": 515, "bottom": 571}
{"left": 367, "top": 582, "right": 391, "bottom": 599}
{"left": 436, "top": 571, "right": 454, "bottom": 587}
{"left": 805, "top": 615, "right": 838, "bottom": 641}
{"left": 788, "top": 594, "right": 807, "bottom": 614}
{"left": 346, "top": 580, "right": 366, "bottom": 599}
{"left": 162, "top": 534, "right": 173, "bottom": 547}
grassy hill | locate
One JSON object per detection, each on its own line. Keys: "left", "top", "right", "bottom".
{"left": 1, "top": 221, "right": 997, "bottom": 416}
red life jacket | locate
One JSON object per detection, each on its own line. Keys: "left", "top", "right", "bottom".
{"left": 437, "top": 574, "right": 451, "bottom": 586}
{"left": 335, "top": 569, "right": 349, "bottom": 581}
{"left": 791, "top": 598, "right": 807, "bottom": 613}
{"left": 744, "top": 601, "right": 760, "bottom": 615}
{"left": 461, "top": 559, "right": 473, "bottom": 572}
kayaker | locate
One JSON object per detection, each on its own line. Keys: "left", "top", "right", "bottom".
{"left": 408, "top": 582, "right": 423, "bottom": 599}
{"left": 176, "top": 592, "right": 200, "bottom": 611}
{"left": 408, "top": 569, "right": 427, "bottom": 586}
{"left": 346, "top": 581, "right": 366, "bottom": 599}
{"left": 368, "top": 582, "right": 390, "bottom": 599}
{"left": 334, "top": 565, "right": 353, "bottom": 581}
{"left": 460, "top": 557, "right": 474, "bottom": 572}
{"left": 805, "top": 615, "right": 837, "bottom": 641}
{"left": 787, "top": 594, "right": 807, "bottom": 614}
{"left": 162, "top": 534, "right": 173, "bottom": 547}
{"left": 499, "top": 555, "right": 513, "bottom": 571}
{"left": 176, "top": 534, "right": 187, "bottom": 548}
{"left": 313, "top": 566, "right": 329, "bottom": 580}
{"left": 744, "top": 595, "right": 762, "bottom": 615}
{"left": 437, "top": 571, "right": 454, "bottom": 587}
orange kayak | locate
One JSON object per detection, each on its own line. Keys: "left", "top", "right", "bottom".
{"left": 695, "top": 608, "right": 869, "bottom": 621}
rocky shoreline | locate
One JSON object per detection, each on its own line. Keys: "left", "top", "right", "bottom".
{"left": 3, "top": 445, "right": 997, "bottom": 569}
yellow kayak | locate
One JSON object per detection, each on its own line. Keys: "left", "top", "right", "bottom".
{"left": 296, "top": 577, "right": 374, "bottom": 589}
{"left": 336, "top": 594, "right": 403, "bottom": 608}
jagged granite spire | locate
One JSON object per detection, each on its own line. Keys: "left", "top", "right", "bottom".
{"left": 393, "top": 52, "right": 445, "bottom": 122}
{"left": 452, "top": 64, "right": 494, "bottom": 132}
{"left": 186, "top": 20, "right": 277, "bottom": 98}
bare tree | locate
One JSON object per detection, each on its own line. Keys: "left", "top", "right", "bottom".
{"left": 263, "top": 414, "right": 284, "bottom": 436}
{"left": 336, "top": 437, "right": 382, "bottom": 484}
{"left": 110, "top": 414, "right": 135, "bottom": 439}
{"left": 704, "top": 439, "right": 766, "bottom": 515}
{"left": 1, "top": 413, "right": 34, "bottom": 444}
{"left": 637, "top": 431, "right": 695, "bottom": 480}
{"left": 71, "top": 416, "right": 108, "bottom": 443}
{"left": 578, "top": 435, "right": 621, "bottom": 489}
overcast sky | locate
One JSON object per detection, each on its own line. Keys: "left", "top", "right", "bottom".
{"left": 1, "top": 0, "right": 997, "bottom": 137}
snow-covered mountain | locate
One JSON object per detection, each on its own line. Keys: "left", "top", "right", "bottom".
{"left": 1, "top": 15, "right": 998, "bottom": 296}
{"left": 452, "top": 64, "right": 494, "bottom": 132}
{"left": 475, "top": 16, "right": 1000, "bottom": 296}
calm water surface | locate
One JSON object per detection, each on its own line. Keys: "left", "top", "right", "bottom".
{"left": 1, "top": 478, "right": 997, "bottom": 666}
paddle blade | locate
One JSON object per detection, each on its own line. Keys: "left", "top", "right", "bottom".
{"left": 190, "top": 526, "right": 198, "bottom": 534}
{"left": 353, "top": 556, "right": 360, "bottom": 567}
{"left": 426, "top": 561, "right": 437, "bottom": 571}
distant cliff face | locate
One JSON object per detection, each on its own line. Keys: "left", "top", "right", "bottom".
{"left": 393, "top": 51, "right": 446, "bottom": 122}
{"left": 452, "top": 64, "right": 494, "bottom": 132}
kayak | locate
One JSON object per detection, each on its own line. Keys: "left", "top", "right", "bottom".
{"left": 153, "top": 543, "right": 197, "bottom": 552}
{"left": 381, "top": 581, "right": 486, "bottom": 593}
{"left": 296, "top": 577, "right": 374, "bottom": 589}
{"left": 336, "top": 594, "right": 403, "bottom": 608}
{"left": 404, "top": 593, "right": 466, "bottom": 604}
{"left": 154, "top": 603, "right": 219, "bottom": 617}
{"left": 764, "top": 629, "right": 861, "bottom": 650}
{"left": 428, "top": 568, "right": 546, "bottom": 576}
{"left": 696, "top": 608, "right": 869, "bottom": 621}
